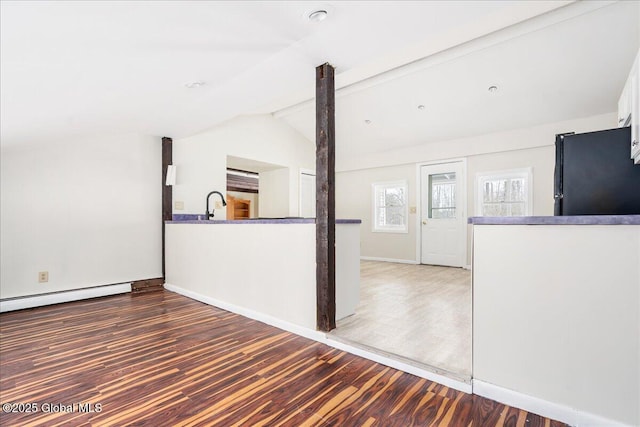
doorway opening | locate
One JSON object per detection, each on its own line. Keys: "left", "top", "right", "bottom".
{"left": 332, "top": 159, "right": 471, "bottom": 381}
{"left": 226, "top": 168, "right": 258, "bottom": 220}
{"left": 299, "top": 169, "right": 316, "bottom": 218}
{"left": 226, "top": 155, "right": 289, "bottom": 219}
{"left": 334, "top": 261, "right": 471, "bottom": 379}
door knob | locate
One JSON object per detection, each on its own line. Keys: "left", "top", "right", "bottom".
{"left": 422, "top": 220, "right": 427, "bottom": 225}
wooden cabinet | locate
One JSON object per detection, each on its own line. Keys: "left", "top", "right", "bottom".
{"left": 618, "top": 48, "right": 639, "bottom": 164}
{"left": 227, "top": 194, "right": 251, "bottom": 220}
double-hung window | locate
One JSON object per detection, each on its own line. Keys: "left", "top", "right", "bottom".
{"left": 372, "top": 180, "right": 408, "bottom": 233}
{"left": 476, "top": 168, "right": 532, "bottom": 216}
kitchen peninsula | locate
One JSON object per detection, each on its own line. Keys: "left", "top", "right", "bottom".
{"left": 469, "top": 215, "right": 640, "bottom": 426}
{"left": 164, "top": 217, "right": 361, "bottom": 333}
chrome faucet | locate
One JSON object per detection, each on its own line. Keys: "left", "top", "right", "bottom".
{"left": 206, "top": 191, "right": 227, "bottom": 219}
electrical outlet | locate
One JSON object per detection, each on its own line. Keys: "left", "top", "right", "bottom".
{"left": 38, "top": 271, "right": 48, "bottom": 283}
{"left": 174, "top": 201, "right": 184, "bottom": 210}
{"left": 215, "top": 201, "right": 223, "bottom": 209}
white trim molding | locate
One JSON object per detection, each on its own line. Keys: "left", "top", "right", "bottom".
{"left": 164, "top": 283, "right": 325, "bottom": 343}
{"left": 360, "top": 256, "right": 419, "bottom": 265}
{"left": 165, "top": 283, "right": 471, "bottom": 394}
{"left": 298, "top": 168, "right": 316, "bottom": 218}
{"left": 475, "top": 167, "right": 533, "bottom": 217}
{"left": 326, "top": 337, "right": 471, "bottom": 394}
{"left": 371, "top": 180, "right": 409, "bottom": 234}
{"left": 473, "top": 379, "right": 635, "bottom": 427}
{"left": 0, "top": 283, "right": 131, "bottom": 313}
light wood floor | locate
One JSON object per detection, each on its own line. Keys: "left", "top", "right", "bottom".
{"left": 333, "top": 261, "right": 472, "bottom": 378}
{"left": 0, "top": 291, "right": 566, "bottom": 426}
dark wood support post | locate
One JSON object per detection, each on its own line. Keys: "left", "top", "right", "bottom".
{"left": 162, "top": 136, "right": 172, "bottom": 280}
{"left": 131, "top": 137, "right": 172, "bottom": 294}
{"left": 316, "top": 63, "right": 336, "bottom": 332}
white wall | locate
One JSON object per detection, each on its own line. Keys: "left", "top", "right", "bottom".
{"left": 336, "top": 112, "right": 616, "bottom": 172}
{"left": 336, "top": 113, "right": 617, "bottom": 263}
{"left": 0, "top": 134, "right": 162, "bottom": 299}
{"left": 173, "top": 114, "right": 314, "bottom": 219}
{"left": 259, "top": 168, "right": 290, "bottom": 218}
{"left": 473, "top": 224, "right": 640, "bottom": 426}
{"left": 337, "top": 164, "right": 417, "bottom": 263}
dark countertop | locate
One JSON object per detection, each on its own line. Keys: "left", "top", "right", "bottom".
{"left": 166, "top": 214, "right": 361, "bottom": 224}
{"left": 468, "top": 215, "right": 640, "bottom": 225}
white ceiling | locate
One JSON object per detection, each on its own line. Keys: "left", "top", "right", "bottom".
{"left": 1, "top": 1, "right": 638, "bottom": 156}
{"left": 277, "top": 0, "right": 640, "bottom": 161}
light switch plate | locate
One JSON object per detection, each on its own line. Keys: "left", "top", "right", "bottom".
{"left": 174, "top": 201, "right": 184, "bottom": 210}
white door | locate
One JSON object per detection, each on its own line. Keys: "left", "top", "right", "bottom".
{"left": 420, "top": 162, "right": 465, "bottom": 267}
{"left": 299, "top": 171, "right": 316, "bottom": 217}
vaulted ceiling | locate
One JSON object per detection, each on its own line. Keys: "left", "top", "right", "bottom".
{"left": 1, "top": 1, "right": 639, "bottom": 156}
{"left": 277, "top": 1, "right": 640, "bottom": 160}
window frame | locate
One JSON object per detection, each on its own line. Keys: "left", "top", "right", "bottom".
{"left": 371, "top": 180, "right": 409, "bottom": 233}
{"left": 475, "top": 168, "right": 533, "bottom": 217}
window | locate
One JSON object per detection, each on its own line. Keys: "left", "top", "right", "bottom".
{"left": 372, "top": 180, "right": 408, "bottom": 233}
{"left": 429, "top": 173, "right": 457, "bottom": 219}
{"left": 476, "top": 168, "right": 532, "bottom": 216}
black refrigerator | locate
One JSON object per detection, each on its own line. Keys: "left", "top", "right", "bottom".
{"left": 554, "top": 127, "right": 640, "bottom": 216}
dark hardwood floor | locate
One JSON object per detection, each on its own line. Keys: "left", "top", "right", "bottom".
{"left": 0, "top": 291, "right": 566, "bottom": 426}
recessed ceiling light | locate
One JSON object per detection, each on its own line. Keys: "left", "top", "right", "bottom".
{"left": 185, "top": 81, "right": 206, "bottom": 89}
{"left": 488, "top": 85, "right": 498, "bottom": 93}
{"left": 417, "top": 105, "right": 425, "bottom": 110}
{"left": 364, "top": 119, "right": 371, "bottom": 124}
{"left": 308, "top": 10, "right": 328, "bottom": 22}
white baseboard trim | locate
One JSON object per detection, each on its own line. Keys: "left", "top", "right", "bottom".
{"left": 473, "top": 379, "right": 633, "bottom": 427}
{"left": 0, "top": 283, "right": 131, "bottom": 313}
{"left": 325, "top": 337, "right": 471, "bottom": 394}
{"left": 164, "top": 283, "right": 325, "bottom": 343}
{"left": 463, "top": 264, "right": 472, "bottom": 270}
{"left": 164, "top": 283, "right": 471, "bottom": 394}
{"left": 360, "top": 256, "right": 419, "bottom": 264}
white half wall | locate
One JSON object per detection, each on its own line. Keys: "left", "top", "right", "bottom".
{"left": 172, "top": 114, "right": 314, "bottom": 219}
{"left": 166, "top": 223, "right": 317, "bottom": 329}
{"left": 0, "top": 134, "right": 162, "bottom": 299}
{"left": 473, "top": 224, "right": 640, "bottom": 426}
{"left": 165, "top": 222, "right": 361, "bottom": 330}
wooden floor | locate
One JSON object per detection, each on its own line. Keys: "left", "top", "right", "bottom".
{"left": 334, "top": 261, "right": 471, "bottom": 378}
{"left": 0, "top": 291, "right": 565, "bottom": 426}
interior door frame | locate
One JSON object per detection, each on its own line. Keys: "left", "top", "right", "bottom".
{"left": 299, "top": 168, "right": 316, "bottom": 217}
{"left": 415, "top": 158, "right": 468, "bottom": 267}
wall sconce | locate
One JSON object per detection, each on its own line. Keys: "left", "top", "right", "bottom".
{"left": 166, "top": 165, "right": 177, "bottom": 186}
